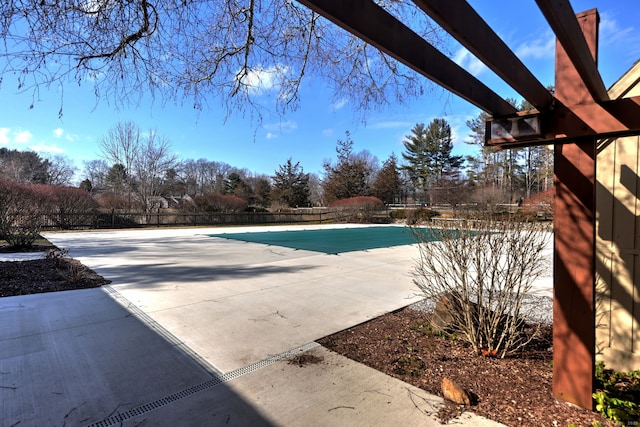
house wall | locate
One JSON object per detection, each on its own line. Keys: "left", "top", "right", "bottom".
{"left": 595, "top": 61, "right": 640, "bottom": 372}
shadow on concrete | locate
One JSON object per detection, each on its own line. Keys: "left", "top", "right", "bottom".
{"left": 93, "top": 262, "right": 318, "bottom": 288}
{"left": 0, "top": 288, "right": 276, "bottom": 426}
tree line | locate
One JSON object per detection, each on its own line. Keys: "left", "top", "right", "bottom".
{"left": 0, "top": 117, "right": 553, "bottom": 214}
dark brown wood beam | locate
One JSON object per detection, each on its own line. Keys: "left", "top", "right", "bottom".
{"left": 535, "top": 0, "right": 609, "bottom": 101}
{"left": 486, "top": 95, "right": 640, "bottom": 147}
{"left": 552, "top": 8, "right": 598, "bottom": 409}
{"left": 296, "top": 0, "right": 517, "bottom": 116}
{"left": 412, "top": 0, "right": 553, "bottom": 110}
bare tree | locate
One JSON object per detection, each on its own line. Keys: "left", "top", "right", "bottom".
{"left": 82, "top": 159, "right": 110, "bottom": 190}
{"left": 99, "top": 121, "right": 141, "bottom": 179}
{"left": 131, "top": 131, "right": 180, "bottom": 212}
{"left": 0, "top": 1, "right": 443, "bottom": 118}
{"left": 46, "top": 154, "right": 77, "bottom": 186}
{"left": 99, "top": 122, "right": 178, "bottom": 212}
{"left": 411, "top": 216, "right": 551, "bottom": 357}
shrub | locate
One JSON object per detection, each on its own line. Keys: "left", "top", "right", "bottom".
{"left": 410, "top": 215, "right": 551, "bottom": 357}
{"left": 43, "top": 185, "right": 100, "bottom": 229}
{"left": 593, "top": 362, "right": 640, "bottom": 424}
{"left": 329, "top": 196, "right": 384, "bottom": 223}
{"left": 0, "top": 179, "right": 53, "bottom": 247}
{"left": 187, "top": 193, "right": 248, "bottom": 212}
{"left": 97, "top": 193, "right": 136, "bottom": 210}
{"left": 389, "top": 208, "right": 440, "bottom": 224}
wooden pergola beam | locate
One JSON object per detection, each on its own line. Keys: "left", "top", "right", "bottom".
{"left": 535, "top": 0, "right": 609, "bottom": 101}
{"left": 412, "top": 0, "right": 553, "bottom": 110}
{"left": 486, "top": 94, "right": 640, "bottom": 146}
{"left": 296, "top": 0, "right": 517, "bottom": 116}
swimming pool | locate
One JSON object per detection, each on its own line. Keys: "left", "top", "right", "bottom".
{"left": 208, "top": 226, "right": 442, "bottom": 254}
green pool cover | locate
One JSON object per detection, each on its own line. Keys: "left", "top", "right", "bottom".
{"left": 208, "top": 226, "right": 444, "bottom": 254}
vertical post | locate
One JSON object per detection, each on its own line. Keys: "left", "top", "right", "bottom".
{"left": 552, "top": 9, "right": 598, "bottom": 409}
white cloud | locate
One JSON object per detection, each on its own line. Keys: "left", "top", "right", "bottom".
{"left": 369, "top": 120, "right": 412, "bottom": 130}
{"left": 515, "top": 30, "right": 555, "bottom": 60}
{"left": 322, "top": 128, "right": 334, "bottom": 137}
{"left": 453, "top": 48, "right": 486, "bottom": 77}
{"left": 264, "top": 120, "right": 298, "bottom": 134}
{"left": 53, "top": 128, "right": 64, "bottom": 138}
{"left": 0, "top": 128, "right": 9, "bottom": 145}
{"left": 29, "top": 143, "right": 64, "bottom": 154}
{"left": 13, "top": 130, "right": 33, "bottom": 144}
{"left": 599, "top": 13, "right": 635, "bottom": 46}
{"left": 236, "top": 65, "right": 288, "bottom": 95}
{"left": 79, "top": 0, "right": 111, "bottom": 14}
{"left": 331, "top": 98, "right": 348, "bottom": 111}
{"left": 599, "top": 13, "right": 640, "bottom": 60}
{"left": 266, "top": 132, "right": 277, "bottom": 140}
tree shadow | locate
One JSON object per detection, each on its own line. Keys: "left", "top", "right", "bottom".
{"left": 0, "top": 288, "right": 276, "bottom": 426}
{"left": 552, "top": 139, "right": 639, "bottom": 407}
{"left": 554, "top": 140, "right": 640, "bottom": 408}
{"left": 94, "top": 262, "right": 318, "bottom": 288}
{"left": 595, "top": 163, "right": 640, "bottom": 370}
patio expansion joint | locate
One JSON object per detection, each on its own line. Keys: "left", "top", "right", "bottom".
{"left": 86, "top": 340, "right": 320, "bottom": 427}
{"left": 101, "top": 285, "right": 224, "bottom": 377}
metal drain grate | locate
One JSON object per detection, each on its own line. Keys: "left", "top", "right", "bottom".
{"left": 88, "top": 287, "right": 319, "bottom": 427}
{"left": 87, "top": 342, "right": 319, "bottom": 427}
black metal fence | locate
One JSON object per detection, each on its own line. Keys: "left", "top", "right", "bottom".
{"left": 38, "top": 210, "right": 339, "bottom": 230}
{"left": 27, "top": 203, "right": 551, "bottom": 232}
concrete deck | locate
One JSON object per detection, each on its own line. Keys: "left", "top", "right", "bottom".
{"left": 0, "top": 225, "right": 529, "bottom": 426}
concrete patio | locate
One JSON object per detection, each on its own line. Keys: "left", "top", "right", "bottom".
{"left": 0, "top": 224, "right": 545, "bottom": 426}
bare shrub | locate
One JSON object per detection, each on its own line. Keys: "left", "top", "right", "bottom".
{"left": 401, "top": 208, "right": 440, "bottom": 225}
{"left": 329, "top": 196, "right": 384, "bottom": 223}
{"left": 410, "top": 216, "right": 551, "bottom": 357}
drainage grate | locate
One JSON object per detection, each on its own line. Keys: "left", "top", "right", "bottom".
{"left": 88, "top": 286, "right": 319, "bottom": 427}
{"left": 87, "top": 341, "right": 319, "bottom": 427}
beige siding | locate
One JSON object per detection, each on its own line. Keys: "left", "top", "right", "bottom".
{"left": 595, "top": 62, "right": 640, "bottom": 371}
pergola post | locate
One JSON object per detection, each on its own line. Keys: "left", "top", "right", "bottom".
{"left": 552, "top": 9, "right": 598, "bottom": 409}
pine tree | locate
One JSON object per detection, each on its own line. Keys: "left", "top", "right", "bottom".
{"left": 372, "top": 154, "right": 402, "bottom": 204}
{"left": 401, "top": 119, "right": 463, "bottom": 201}
{"left": 322, "top": 132, "right": 373, "bottom": 203}
{"left": 271, "top": 158, "right": 310, "bottom": 208}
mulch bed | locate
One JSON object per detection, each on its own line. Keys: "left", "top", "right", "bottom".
{"left": 318, "top": 308, "right": 610, "bottom": 426}
{"left": 0, "top": 242, "right": 611, "bottom": 426}
{"left": 0, "top": 243, "right": 110, "bottom": 297}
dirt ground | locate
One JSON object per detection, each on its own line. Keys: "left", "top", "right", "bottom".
{"left": 0, "top": 242, "right": 610, "bottom": 426}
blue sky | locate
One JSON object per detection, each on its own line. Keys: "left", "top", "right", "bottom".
{"left": 0, "top": 0, "right": 639, "bottom": 181}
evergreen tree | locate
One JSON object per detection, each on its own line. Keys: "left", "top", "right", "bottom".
{"left": 322, "top": 132, "right": 373, "bottom": 203}
{"left": 372, "top": 154, "right": 402, "bottom": 204}
{"left": 401, "top": 119, "right": 463, "bottom": 200}
{"left": 105, "top": 164, "right": 127, "bottom": 193}
{"left": 0, "top": 148, "right": 51, "bottom": 184}
{"left": 252, "top": 177, "right": 272, "bottom": 208}
{"left": 271, "top": 158, "right": 310, "bottom": 208}
{"left": 79, "top": 179, "right": 93, "bottom": 193}
{"left": 224, "top": 172, "right": 244, "bottom": 195}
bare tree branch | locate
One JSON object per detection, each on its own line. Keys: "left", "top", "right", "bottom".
{"left": 0, "top": 1, "right": 445, "bottom": 117}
